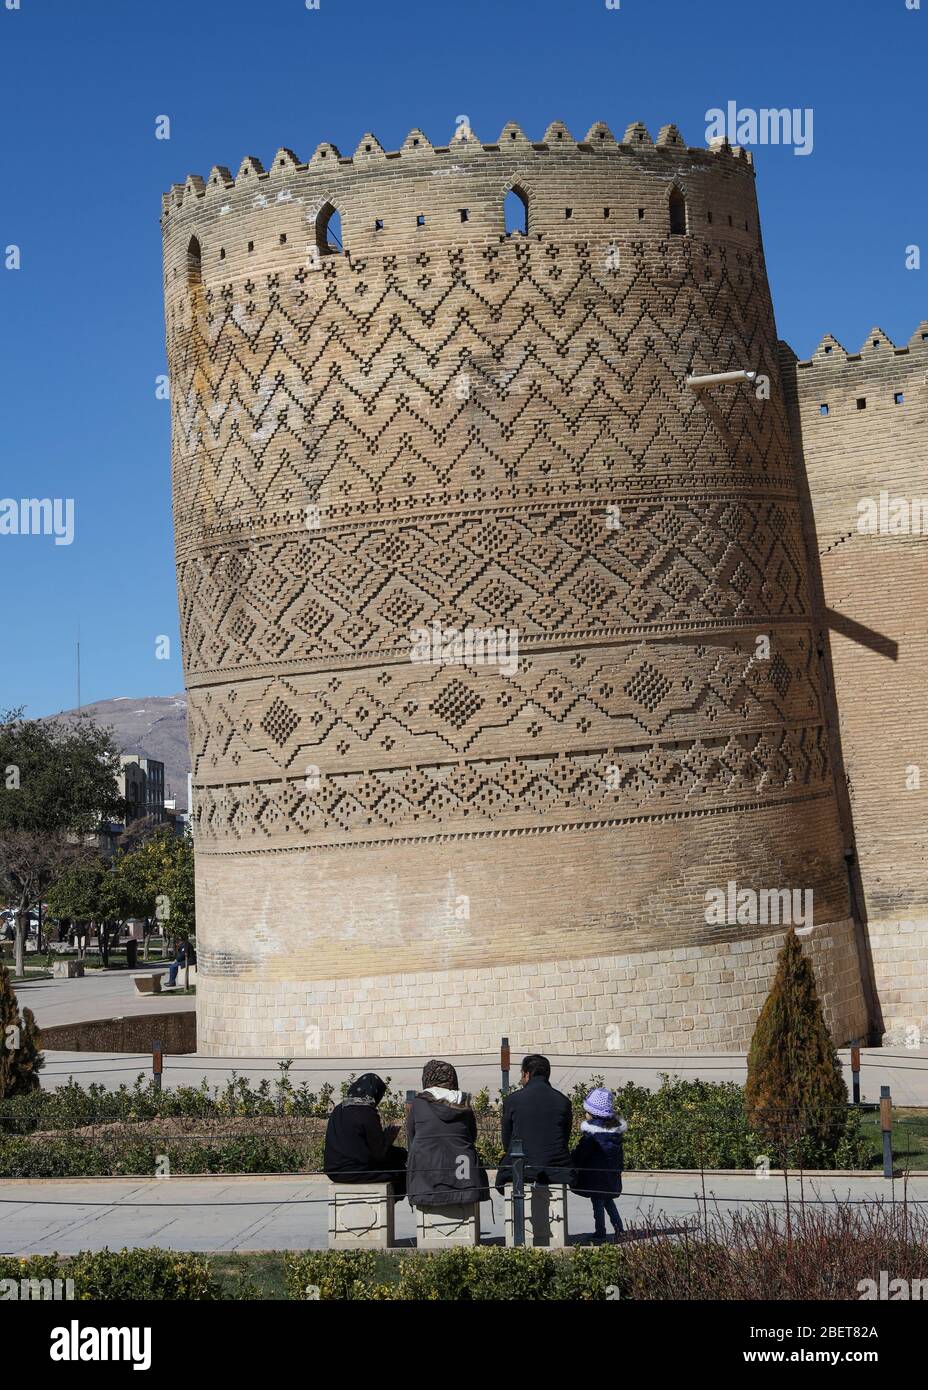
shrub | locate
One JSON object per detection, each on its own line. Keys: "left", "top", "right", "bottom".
{"left": 285, "top": 1250, "right": 384, "bottom": 1301}
{"left": 0, "top": 966, "right": 43, "bottom": 1099}
{"left": 746, "top": 929, "right": 849, "bottom": 1164}
{"left": 0, "top": 1248, "right": 222, "bottom": 1300}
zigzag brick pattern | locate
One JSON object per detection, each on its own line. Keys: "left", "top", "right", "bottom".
{"left": 163, "top": 122, "right": 868, "bottom": 1055}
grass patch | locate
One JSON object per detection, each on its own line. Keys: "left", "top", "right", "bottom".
{"left": 858, "top": 1107, "right": 928, "bottom": 1170}
{"left": 207, "top": 1252, "right": 291, "bottom": 1300}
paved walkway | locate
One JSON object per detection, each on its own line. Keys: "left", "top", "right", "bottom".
{"left": 17, "top": 969, "right": 928, "bottom": 1104}
{"left": 14, "top": 967, "right": 194, "bottom": 1029}
{"left": 37, "top": 1046, "right": 928, "bottom": 1107}
{"left": 2, "top": 1171, "right": 924, "bottom": 1255}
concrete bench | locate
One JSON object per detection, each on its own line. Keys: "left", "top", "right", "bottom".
{"left": 415, "top": 1202, "right": 481, "bottom": 1249}
{"left": 163, "top": 964, "right": 197, "bottom": 988}
{"left": 327, "top": 1183, "right": 395, "bottom": 1249}
{"left": 132, "top": 973, "right": 161, "bottom": 996}
{"left": 52, "top": 960, "right": 84, "bottom": 979}
{"left": 504, "top": 1184, "right": 569, "bottom": 1248}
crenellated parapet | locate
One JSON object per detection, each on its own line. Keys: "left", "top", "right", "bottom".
{"left": 161, "top": 119, "right": 760, "bottom": 312}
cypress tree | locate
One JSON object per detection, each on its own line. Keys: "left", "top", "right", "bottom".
{"left": 0, "top": 965, "right": 44, "bottom": 1099}
{"left": 745, "top": 928, "right": 848, "bottom": 1163}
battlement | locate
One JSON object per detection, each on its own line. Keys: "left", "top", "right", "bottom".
{"left": 785, "top": 322, "right": 928, "bottom": 369}
{"left": 161, "top": 118, "right": 754, "bottom": 218}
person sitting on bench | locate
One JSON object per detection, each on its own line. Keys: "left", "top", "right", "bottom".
{"left": 166, "top": 937, "right": 195, "bottom": 986}
{"left": 323, "top": 1073, "right": 407, "bottom": 1199}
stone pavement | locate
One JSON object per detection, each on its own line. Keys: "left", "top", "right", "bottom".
{"left": 14, "top": 967, "right": 195, "bottom": 1029}
{"left": 2, "top": 1171, "right": 925, "bottom": 1256}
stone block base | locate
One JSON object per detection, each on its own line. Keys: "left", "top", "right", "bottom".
{"left": 415, "top": 1203, "right": 480, "bottom": 1248}
{"left": 327, "top": 1183, "right": 395, "bottom": 1249}
{"left": 195, "top": 918, "right": 868, "bottom": 1056}
{"left": 868, "top": 916, "right": 928, "bottom": 1046}
{"left": 52, "top": 961, "right": 84, "bottom": 979}
{"left": 132, "top": 973, "right": 161, "bottom": 995}
{"left": 505, "top": 1184, "right": 569, "bottom": 1248}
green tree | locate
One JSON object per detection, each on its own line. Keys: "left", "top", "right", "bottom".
{"left": 46, "top": 856, "right": 123, "bottom": 963}
{"left": 745, "top": 928, "right": 848, "bottom": 1164}
{"left": 0, "top": 965, "right": 44, "bottom": 1098}
{"left": 111, "top": 829, "right": 195, "bottom": 958}
{"left": 0, "top": 711, "right": 124, "bottom": 976}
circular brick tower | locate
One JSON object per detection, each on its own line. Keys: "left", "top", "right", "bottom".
{"left": 163, "top": 119, "right": 868, "bottom": 1056}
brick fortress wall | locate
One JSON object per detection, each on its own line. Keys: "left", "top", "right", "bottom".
{"left": 163, "top": 119, "right": 868, "bottom": 1055}
{"left": 783, "top": 326, "right": 928, "bottom": 1045}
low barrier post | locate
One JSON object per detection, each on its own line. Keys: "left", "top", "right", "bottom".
{"left": 511, "top": 1136, "right": 525, "bottom": 1247}
{"left": 880, "top": 1085, "right": 893, "bottom": 1178}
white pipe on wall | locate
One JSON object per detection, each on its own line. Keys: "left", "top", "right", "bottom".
{"left": 686, "top": 369, "right": 758, "bottom": 389}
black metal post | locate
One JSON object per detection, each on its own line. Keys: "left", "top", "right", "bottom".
{"left": 501, "top": 1036, "right": 510, "bottom": 1097}
{"left": 880, "top": 1085, "right": 893, "bottom": 1178}
{"left": 152, "top": 1040, "right": 163, "bottom": 1093}
{"left": 511, "top": 1136, "right": 525, "bottom": 1247}
{"left": 851, "top": 1043, "right": 861, "bottom": 1105}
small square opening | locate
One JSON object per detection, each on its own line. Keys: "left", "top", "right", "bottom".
{"left": 819, "top": 404, "right": 829, "bottom": 417}
{"left": 856, "top": 397, "right": 867, "bottom": 410}
{"left": 894, "top": 391, "right": 904, "bottom": 405}
{"left": 416, "top": 214, "right": 425, "bottom": 227}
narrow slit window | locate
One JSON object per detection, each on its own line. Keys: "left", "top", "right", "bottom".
{"left": 186, "top": 236, "right": 202, "bottom": 286}
{"left": 820, "top": 404, "right": 829, "bottom": 416}
{"left": 669, "top": 187, "right": 687, "bottom": 236}
{"left": 316, "top": 203, "right": 343, "bottom": 255}
{"left": 894, "top": 392, "right": 904, "bottom": 405}
{"left": 504, "top": 186, "right": 529, "bottom": 236}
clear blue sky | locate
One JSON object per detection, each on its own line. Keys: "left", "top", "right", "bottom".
{"left": 0, "top": 0, "right": 924, "bottom": 719}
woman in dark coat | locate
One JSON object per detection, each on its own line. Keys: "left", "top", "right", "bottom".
{"left": 406, "top": 1059, "right": 489, "bottom": 1208}
{"left": 323, "top": 1073, "right": 407, "bottom": 1198}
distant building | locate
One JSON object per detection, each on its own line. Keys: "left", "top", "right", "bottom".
{"left": 118, "top": 755, "right": 165, "bottom": 828}
{"left": 164, "top": 796, "right": 189, "bottom": 837}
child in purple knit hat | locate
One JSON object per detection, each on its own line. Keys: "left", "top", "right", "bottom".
{"left": 569, "top": 1087, "right": 628, "bottom": 1242}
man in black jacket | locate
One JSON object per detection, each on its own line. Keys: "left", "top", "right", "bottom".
{"left": 495, "top": 1054, "right": 575, "bottom": 1192}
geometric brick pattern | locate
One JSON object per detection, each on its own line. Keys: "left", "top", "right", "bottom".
{"left": 163, "top": 122, "right": 866, "bottom": 1052}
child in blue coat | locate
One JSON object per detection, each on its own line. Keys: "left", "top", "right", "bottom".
{"left": 570, "top": 1087, "right": 627, "bottom": 1242}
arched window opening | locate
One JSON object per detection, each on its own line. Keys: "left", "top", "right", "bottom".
{"left": 504, "top": 187, "right": 528, "bottom": 236}
{"left": 669, "top": 187, "right": 687, "bottom": 236}
{"left": 316, "top": 202, "right": 343, "bottom": 255}
{"left": 186, "top": 235, "right": 203, "bottom": 286}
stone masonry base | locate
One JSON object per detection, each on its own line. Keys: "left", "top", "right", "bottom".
{"left": 868, "top": 916, "right": 928, "bottom": 1046}
{"left": 195, "top": 918, "right": 868, "bottom": 1057}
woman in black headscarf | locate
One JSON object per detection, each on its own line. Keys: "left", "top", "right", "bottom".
{"left": 323, "top": 1073, "right": 407, "bottom": 1197}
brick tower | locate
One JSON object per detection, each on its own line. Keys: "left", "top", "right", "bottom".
{"left": 163, "top": 119, "right": 869, "bottom": 1056}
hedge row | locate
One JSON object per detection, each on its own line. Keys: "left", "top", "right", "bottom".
{"left": 0, "top": 1073, "right": 875, "bottom": 1174}
{"left": 0, "top": 1249, "right": 222, "bottom": 1300}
